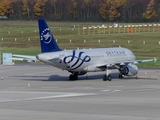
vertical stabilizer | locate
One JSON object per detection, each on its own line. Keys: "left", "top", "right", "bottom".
{"left": 38, "top": 19, "right": 62, "bottom": 53}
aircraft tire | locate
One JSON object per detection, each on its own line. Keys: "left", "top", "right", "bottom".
{"left": 69, "top": 74, "right": 78, "bottom": 81}
{"left": 74, "top": 74, "right": 78, "bottom": 80}
{"left": 108, "top": 75, "right": 112, "bottom": 81}
{"left": 69, "top": 75, "right": 74, "bottom": 81}
{"left": 103, "top": 75, "right": 107, "bottom": 81}
{"left": 103, "top": 75, "right": 112, "bottom": 81}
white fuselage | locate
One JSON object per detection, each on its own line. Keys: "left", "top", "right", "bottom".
{"left": 37, "top": 47, "right": 136, "bottom": 72}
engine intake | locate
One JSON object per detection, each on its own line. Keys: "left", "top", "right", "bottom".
{"left": 120, "top": 64, "right": 138, "bottom": 76}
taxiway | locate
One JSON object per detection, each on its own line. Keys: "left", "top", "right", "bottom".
{"left": 0, "top": 63, "right": 160, "bottom": 120}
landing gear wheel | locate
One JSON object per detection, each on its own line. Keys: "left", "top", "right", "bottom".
{"left": 103, "top": 75, "right": 112, "bottom": 81}
{"left": 69, "top": 74, "right": 78, "bottom": 81}
{"left": 74, "top": 75, "right": 78, "bottom": 80}
{"left": 69, "top": 75, "right": 74, "bottom": 81}
{"left": 103, "top": 75, "right": 107, "bottom": 81}
{"left": 108, "top": 75, "right": 112, "bottom": 81}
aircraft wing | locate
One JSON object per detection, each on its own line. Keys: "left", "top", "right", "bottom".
{"left": 96, "top": 57, "right": 157, "bottom": 69}
{"left": 12, "top": 54, "right": 37, "bottom": 62}
{"left": 136, "top": 57, "right": 157, "bottom": 63}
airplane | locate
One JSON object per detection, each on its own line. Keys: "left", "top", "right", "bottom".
{"left": 13, "top": 19, "right": 157, "bottom": 81}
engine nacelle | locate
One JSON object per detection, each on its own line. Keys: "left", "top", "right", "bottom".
{"left": 121, "top": 64, "right": 138, "bottom": 76}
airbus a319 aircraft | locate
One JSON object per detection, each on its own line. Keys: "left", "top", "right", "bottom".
{"left": 13, "top": 19, "right": 157, "bottom": 81}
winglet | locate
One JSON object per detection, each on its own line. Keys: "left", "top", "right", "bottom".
{"left": 154, "top": 57, "right": 157, "bottom": 62}
{"left": 38, "top": 19, "right": 62, "bottom": 53}
{"left": 137, "top": 57, "right": 157, "bottom": 63}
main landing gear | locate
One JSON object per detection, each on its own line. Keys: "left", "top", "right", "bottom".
{"left": 103, "top": 74, "right": 112, "bottom": 81}
{"left": 69, "top": 73, "right": 78, "bottom": 81}
{"left": 103, "top": 68, "right": 112, "bottom": 81}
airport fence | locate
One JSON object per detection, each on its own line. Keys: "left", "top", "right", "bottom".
{"left": 78, "top": 23, "right": 160, "bottom": 35}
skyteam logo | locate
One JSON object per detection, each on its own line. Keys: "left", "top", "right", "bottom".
{"left": 63, "top": 50, "right": 91, "bottom": 70}
{"left": 41, "top": 28, "right": 52, "bottom": 44}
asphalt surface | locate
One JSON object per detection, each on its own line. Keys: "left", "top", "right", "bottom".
{"left": 0, "top": 63, "right": 160, "bottom": 120}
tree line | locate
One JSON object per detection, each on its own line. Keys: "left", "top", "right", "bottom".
{"left": 0, "top": 0, "right": 159, "bottom": 22}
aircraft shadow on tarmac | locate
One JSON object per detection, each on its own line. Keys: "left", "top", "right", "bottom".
{"left": 11, "top": 74, "right": 104, "bottom": 81}
{"left": 11, "top": 73, "right": 157, "bottom": 81}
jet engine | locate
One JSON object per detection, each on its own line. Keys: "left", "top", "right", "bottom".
{"left": 120, "top": 64, "right": 138, "bottom": 76}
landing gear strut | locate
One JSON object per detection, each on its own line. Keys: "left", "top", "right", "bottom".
{"left": 69, "top": 73, "right": 78, "bottom": 81}
{"left": 118, "top": 68, "right": 124, "bottom": 78}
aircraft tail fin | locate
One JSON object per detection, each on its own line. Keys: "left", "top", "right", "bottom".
{"left": 38, "top": 19, "right": 62, "bottom": 53}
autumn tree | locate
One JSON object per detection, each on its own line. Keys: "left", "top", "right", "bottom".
{"left": 99, "top": 0, "right": 126, "bottom": 21}
{"left": 0, "top": 0, "right": 160, "bottom": 22}
{"left": 0, "top": 0, "right": 13, "bottom": 19}
{"left": 22, "top": 0, "right": 30, "bottom": 19}
{"left": 99, "top": 3, "right": 107, "bottom": 20}
{"left": 0, "top": 0, "right": 8, "bottom": 16}
{"left": 33, "top": 0, "right": 47, "bottom": 18}
{"left": 6, "top": 0, "right": 13, "bottom": 18}
{"left": 143, "top": 0, "right": 157, "bottom": 20}
{"left": 107, "top": 0, "right": 126, "bottom": 21}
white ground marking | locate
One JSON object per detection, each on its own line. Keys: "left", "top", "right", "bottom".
{"left": 101, "top": 89, "right": 110, "bottom": 92}
{"left": 101, "top": 89, "right": 122, "bottom": 92}
{"left": 0, "top": 66, "right": 47, "bottom": 73}
{"left": 113, "top": 90, "right": 122, "bottom": 92}
{"left": 0, "top": 91, "right": 96, "bottom": 103}
{"left": 21, "top": 93, "right": 96, "bottom": 101}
